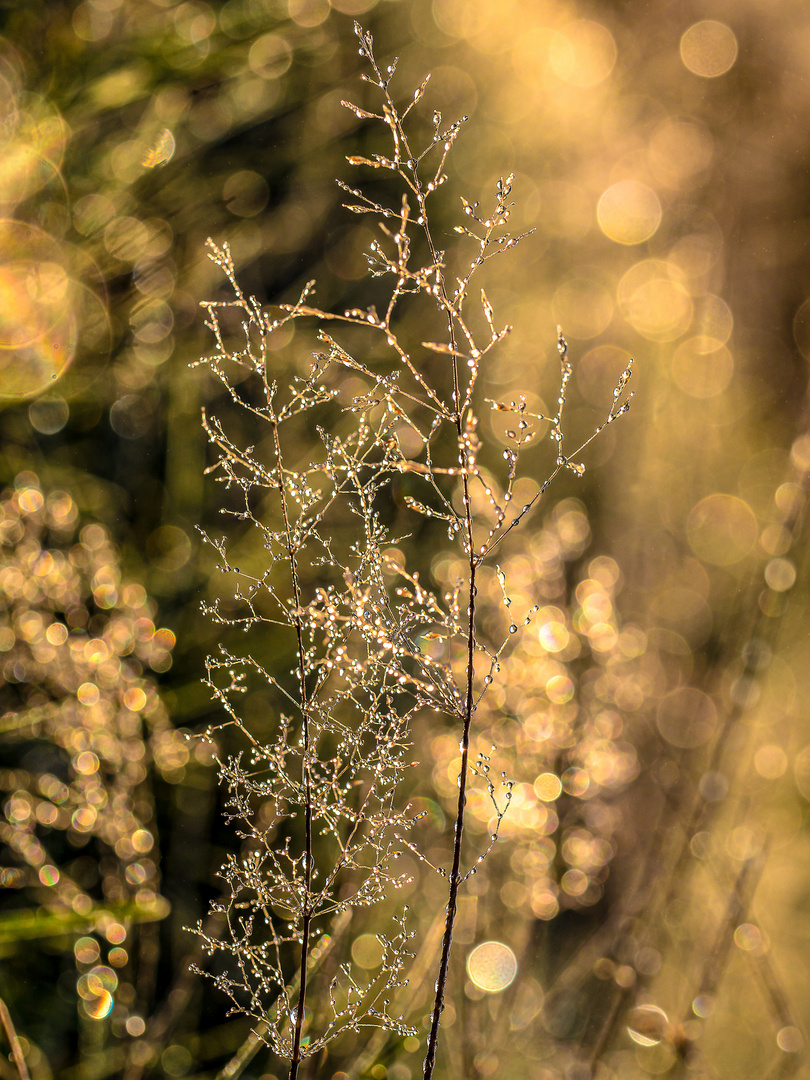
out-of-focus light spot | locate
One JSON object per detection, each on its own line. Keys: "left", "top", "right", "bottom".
{"left": 727, "top": 826, "right": 761, "bottom": 862}
{"left": 619, "top": 626, "right": 647, "bottom": 659}
{"left": 588, "top": 622, "right": 618, "bottom": 652}
{"left": 75, "top": 936, "right": 100, "bottom": 965}
{"left": 83, "top": 990, "right": 114, "bottom": 1019}
{"left": 77, "top": 682, "right": 100, "bottom": 706}
{"left": 539, "top": 620, "right": 569, "bottom": 652}
{"left": 561, "top": 868, "right": 588, "bottom": 896}
{"left": 671, "top": 337, "right": 733, "bottom": 398}
{"left": 548, "top": 21, "right": 617, "bottom": 89}
{"left": 593, "top": 958, "right": 615, "bottom": 980}
{"left": 134, "top": 339, "right": 174, "bottom": 368}
{"left": 734, "top": 922, "right": 765, "bottom": 954}
{"left": 109, "top": 947, "right": 128, "bottom": 967}
{"left": 0, "top": 222, "right": 82, "bottom": 398}
{"left": 126, "top": 1015, "right": 146, "bottom": 1036}
{"left": 162, "top": 1045, "right": 193, "bottom": 1077}
{"left": 687, "top": 493, "right": 758, "bottom": 565}
{"left": 249, "top": 33, "right": 293, "bottom": 79}
{"left": 551, "top": 278, "right": 613, "bottom": 339}
{"left": 142, "top": 128, "right": 175, "bottom": 168}
{"left": 775, "top": 481, "right": 802, "bottom": 517}
{"left": 597, "top": 181, "right": 661, "bottom": 245}
{"left": 154, "top": 627, "right": 176, "bottom": 650}
{"left": 669, "top": 228, "right": 723, "bottom": 280}
{"left": 698, "top": 771, "right": 728, "bottom": 801}
{"left": 146, "top": 526, "right": 192, "bottom": 573}
{"left": 777, "top": 1027, "right": 803, "bottom": 1053}
{"left": 614, "top": 965, "right": 635, "bottom": 989}
{"left": 531, "top": 888, "right": 559, "bottom": 920}
{"left": 124, "top": 687, "right": 147, "bottom": 712}
{"left": 754, "top": 744, "right": 787, "bottom": 779}
{"left": 764, "top": 557, "right": 796, "bottom": 592}
{"left": 561, "top": 767, "right": 589, "bottom": 796}
{"left": 223, "top": 170, "right": 270, "bottom": 218}
{"left": 131, "top": 298, "right": 173, "bottom": 344}
{"left": 656, "top": 687, "right": 717, "bottom": 749}
{"left": 533, "top": 772, "right": 562, "bottom": 802}
{"left": 38, "top": 864, "right": 59, "bottom": 886}
{"left": 110, "top": 394, "right": 155, "bottom": 439}
{"left": 288, "top": 0, "right": 330, "bottom": 25}
{"left": 73, "top": 1, "right": 115, "bottom": 42}
{"left": 29, "top": 395, "right": 69, "bottom": 434}
{"left": 173, "top": 1, "right": 216, "bottom": 44}
{"left": 132, "top": 829, "right": 154, "bottom": 853}
{"left": 135, "top": 616, "right": 155, "bottom": 642}
{"left": 648, "top": 118, "right": 713, "bottom": 190}
{"left": 466, "top": 941, "right": 517, "bottom": 992}
{"left": 105, "top": 922, "right": 126, "bottom": 945}
{"left": 627, "top": 1004, "right": 668, "bottom": 1047}
{"left": 546, "top": 674, "right": 574, "bottom": 704}
{"left": 618, "top": 260, "right": 692, "bottom": 342}
{"left": 125, "top": 862, "right": 148, "bottom": 885}
{"left": 693, "top": 294, "right": 733, "bottom": 344}
{"left": 87, "top": 965, "right": 118, "bottom": 993}
{"left": 0, "top": 107, "right": 69, "bottom": 208}
{"left": 36, "top": 803, "right": 58, "bottom": 826}
{"left": 17, "top": 487, "right": 44, "bottom": 513}
{"left": 85, "top": 637, "right": 109, "bottom": 663}
{"left": 690, "top": 831, "right": 714, "bottom": 859}
{"left": 692, "top": 995, "right": 713, "bottom": 1018}
{"left": 432, "top": 0, "right": 494, "bottom": 41}
{"left": 680, "top": 21, "right": 738, "bottom": 78}
{"left": 105, "top": 217, "right": 149, "bottom": 262}
{"left": 72, "top": 807, "right": 97, "bottom": 831}
{"left": 75, "top": 751, "right": 100, "bottom": 775}
{"left": 351, "top": 933, "right": 383, "bottom": 969}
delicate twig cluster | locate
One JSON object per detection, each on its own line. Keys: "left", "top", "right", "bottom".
{"left": 194, "top": 22, "right": 631, "bottom": 1080}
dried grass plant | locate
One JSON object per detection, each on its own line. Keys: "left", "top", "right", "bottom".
{"left": 194, "top": 23, "right": 632, "bottom": 1080}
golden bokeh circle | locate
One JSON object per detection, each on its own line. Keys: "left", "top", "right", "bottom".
{"left": 680, "top": 21, "right": 738, "bottom": 78}
{"left": 686, "top": 493, "right": 758, "bottom": 565}
{"left": 597, "top": 180, "right": 662, "bottom": 246}
{"left": 466, "top": 941, "right": 517, "bottom": 993}
{"left": 671, "top": 336, "right": 733, "bottom": 398}
{"left": 548, "top": 20, "right": 617, "bottom": 89}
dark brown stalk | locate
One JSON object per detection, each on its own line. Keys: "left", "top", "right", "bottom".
{"left": 270, "top": 417, "right": 313, "bottom": 1080}
{"left": 418, "top": 168, "right": 479, "bottom": 1079}
{"left": 422, "top": 556, "right": 476, "bottom": 1080}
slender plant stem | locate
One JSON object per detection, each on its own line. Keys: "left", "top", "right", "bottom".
{"left": 422, "top": 555, "right": 477, "bottom": 1079}
{"left": 272, "top": 418, "right": 314, "bottom": 1080}
{"left": 419, "top": 157, "right": 480, "bottom": 1075}
{"left": 0, "top": 996, "right": 31, "bottom": 1080}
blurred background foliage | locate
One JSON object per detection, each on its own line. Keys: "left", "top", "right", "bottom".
{"left": 2, "top": 0, "right": 810, "bottom": 1078}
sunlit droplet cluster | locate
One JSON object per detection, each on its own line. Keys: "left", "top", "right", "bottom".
{"left": 0, "top": 475, "right": 182, "bottom": 1023}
